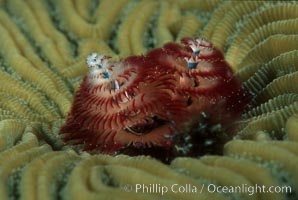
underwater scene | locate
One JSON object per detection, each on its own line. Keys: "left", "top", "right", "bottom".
{"left": 0, "top": 0, "right": 297, "bottom": 200}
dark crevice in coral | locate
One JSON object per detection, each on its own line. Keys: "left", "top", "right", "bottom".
{"left": 56, "top": 161, "right": 78, "bottom": 200}
{"left": 144, "top": 8, "right": 159, "bottom": 50}
{"left": 110, "top": 0, "right": 139, "bottom": 54}
{"left": 89, "top": 0, "right": 101, "bottom": 21}
{"left": 0, "top": 55, "right": 17, "bottom": 76}
{"left": 106, "top": 1, "right": 133, "bottom": 54}
{"left": 38, "top": 122, "right": 64, "bottom": 151}
{"left": 8, "top": 166, "right": 24, "bottom": 200}
{"left": 100, "top": 167, "right": 119, "bottom": 187}
{"left": 43, "top": 0, "right": 79, "bottom": 58}
{"left": 269, "top": 129, "right": 287, "bottom": 141}
{"left": 107, "top": 18, "right": 122, "bottom": 54}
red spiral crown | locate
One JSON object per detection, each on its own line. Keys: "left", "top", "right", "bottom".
{"left": 59, "top": 38, "right": 251, "bottom": 156}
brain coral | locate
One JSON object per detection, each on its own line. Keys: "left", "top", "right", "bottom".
{"left": 0, "top": 0, "right": 297, "bottom": 200}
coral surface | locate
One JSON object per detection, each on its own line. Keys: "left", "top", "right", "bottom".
{"left": 0, "top": 0, "right": 297, "bottom": 200}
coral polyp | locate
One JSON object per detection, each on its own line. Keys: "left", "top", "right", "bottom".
{"left": 59, "top": 38, "right": 251, "bottom": 158}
